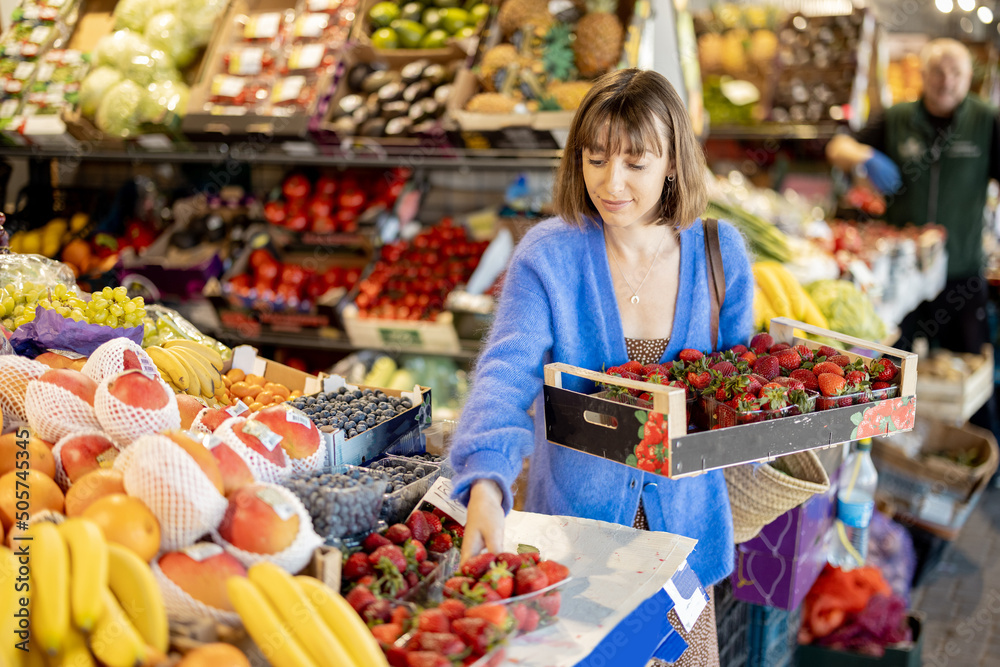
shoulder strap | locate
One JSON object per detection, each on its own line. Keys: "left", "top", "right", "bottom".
{"left": 703, "top": 218, "right": 726, "bottom": 353}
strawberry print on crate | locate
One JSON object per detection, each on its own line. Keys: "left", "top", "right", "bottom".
{"left": 626, "top": 411, "right": 670, "bottom": 475}
{"left": 850, "top": 396, "right": 917, "bottom": 440}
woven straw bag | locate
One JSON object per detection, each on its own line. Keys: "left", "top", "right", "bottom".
{"left": 724, "top": 450, "right": 831, "bottom": 543}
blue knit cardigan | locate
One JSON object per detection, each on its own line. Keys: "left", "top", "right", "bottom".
{"left": 449, "top": 216, "right": 755, "bottom": 586}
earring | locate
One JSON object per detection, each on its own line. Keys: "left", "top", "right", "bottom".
{"left": 667, "top": 175, "right": 675, "bottom": 182}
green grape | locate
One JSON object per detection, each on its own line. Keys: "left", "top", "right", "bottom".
{"left": 12, "top": 318, "right": 24, "bottom": 329}
{"left": 24, "top": 290, "right": 38, "bottom": 304}
{"left": 107, "top": 315, "right": 119, "bottom": 328}
{"left": 56, "top": 306, "right": 70, "bottom": 317}
{"left": 69, "top": 311, "right": 86, "bottom": 322}
{"left": 53, "top": 284, "right": 67, "bottom": 299}
{"left": 1, "top": 297, "right": 12, "bottom": 312}
{"left": 100, "top": 286, "right": 112, "bottom": 297}
{"left": 109, "top": 303, "right": 124, "bottom": 317}
{"left": 123, "top": 302, "right": 137, "bottom": 315}
{"left": 13, "top": 305, "right": 24, "bottom": 317}
{"left": 3, "top": 283, "right": 14, "bottom": 295}
{"left": 90, "top": 298, "right": 108, "bottom": 311}
{"left": 113, "top": 286, "right": 128, "bottom": 302}
{"left": 67, "top": 298, "right": 86, "bottom": 310}
{"left": 38, "top": 299, "right": 52, "bottom": 309}
{"left": 91, "top": 310, "right": 108, "bottom": 323}
{"left": 0, "top": 304, "right": 6, "bottom": 318}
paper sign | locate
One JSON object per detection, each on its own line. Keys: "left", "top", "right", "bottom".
{"left": 230, "top": 345, "right": 258, "bottom": 374}
{"left": 417, "top": 477, "right": 467, "bottom": 526}
{"left": 662, "top": 559, "right": 708, "bottom": 633}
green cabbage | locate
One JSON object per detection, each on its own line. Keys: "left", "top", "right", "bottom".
{"left": 92, "top": 30, "right": 151, "bottom": 71}
{"left": 114, "top": 0, "right": 176, "bottom": 32}
{"left": 178, "top": 0, "right": 227, "bottom": 47}
{"left": 804, "top": 280, "right": 887, "bottom": 342}
{"left": 144, "top": 12, "right": 197, "bottom": 69}
{"left": 95, "top": 80, "right": 144, "bottom": 138}
{"left": 138, "top": 80, "right": 190, "bottom": 122}
{"left": 79, "top": 66, "right": 122, "bottom": 118}
{"left": 119, "top": 47, "right": 180, "bottom": 86}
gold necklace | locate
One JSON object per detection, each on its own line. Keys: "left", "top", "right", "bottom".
{"left": 605, "top": 225, "right": 670, "bottom": 305}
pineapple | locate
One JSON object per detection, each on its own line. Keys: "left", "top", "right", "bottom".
{"left": 498, "top": 0, "right": 553, "bottom": 38}
{"left": 574, "top": 0, "right": 624, "bottom": 77}
{"left": 466, "top": 93, "right": 519, "bottom": 113}
{"left": 548, "top": 80, "right": 594, "bottom": 110}
{"left": 479, "top": 44, "right": 521, "bottom": 91}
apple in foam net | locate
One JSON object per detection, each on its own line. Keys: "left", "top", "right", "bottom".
{"left": 161, "top": 430, "right": 225, "bottom": 496}
{"left": 251, "top": 405, "right": 320, "bottom": 460}
{"left": 175, "top": 395, "right": 205, "bottom": 430}
{"left": 58, "top": 433, "right": 118, "bottom": 483}
{"left": 207, "top": 438, "right": 255, "bottom": 496}
{"left": 106, "top": 370, "right": 170, "bottom": 410}
{"left": 217, "top": 484, "right": 300, "bottom": 554}
{"left": 230, "top": 419, "right": 287, "bottom": 468}
{"left": 157, "top": 543, "right": 247, "bottom": 611}
{"left": 38, "top": 369, "right": 98, "bottom": 405}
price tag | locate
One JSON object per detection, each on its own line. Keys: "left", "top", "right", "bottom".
{"left": 294, "top": 13, "right": 329, "bottom": 39}
{"left": 13, "top": 61, "right": 35, "bottom": 81}
{"left": 29, "top": 25, "right": 51, "bottom": 46}
{"left": 288, "top": 44, "right": 325, "bottom": 71}
{"left": 205, "top": 435, "right": 224, "bottom": 450}
{"left": 227, "top": 400, "right": 250, "bottom": 417}
{"left": 36, "top": 62, "right": 55, "bottom": 82}
{"left": 245, "top": 12, "right": 282, "bottom": 40}
{"left": 230, "top": 48, "right": 264, "bottom": 76}
{"left": 285, "top": 408, "right": 313, "bottom": 428}
{"left": 417, "top": 477, "right": 467, "bottom": 526}
{"left": 662, "top": 559, "right": 708, "bottom": 633}
{"left": 256, "top": 487, "right": 296, "bottom": 521}
{"left": 271, "top": 76, "right": 306, "bottom": 104}
{"left": 136, "top": 134, "right": 173, "bottom": 151}
{"left": 182, "top": 542, "right": 224, "bottom": 562}
{"left": 96, "top": 448, "right": 117, "bottom": 469}
{"left": 242, "top": 420, "right": 283, "bottom": 452}
{"left": 212, "top": 75, "right": 246, "bottom": 99}
{"left": 0, "top": 100, "right": 18, "bottom": 119}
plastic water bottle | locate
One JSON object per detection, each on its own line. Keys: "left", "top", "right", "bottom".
{"left": 829, "top": 439, "right": 878, "bottom": 570}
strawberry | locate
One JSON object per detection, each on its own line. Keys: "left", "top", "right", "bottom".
{"left": 743, "top": 374, "right": 763, "bottom": 397}
{"left": 482, "top": 563, "right": 514, "bottom": 598}
{"left": 408, "top": 632, "right": 466, "bottom": 656}
{"left": 619, "top": 370, "right": 641, "bottom": 383}
{"left": 752, "top": 356, "right": 780, "bottom": 380}
{"left": 869, "top": 358, "right": 898, "bottom": 381}
{"left": 606, "top": 365, "right": 624, "bottom": 376}
{"left": 773, "top": 377, "right": 805, "bottom": 391}
{"left": 827, "top": 354, "right": 851, "bottom": 367}
{"left": 678, "top": 349, "right": 704, "bottom": 362}
{"left": 422, "top": 511, "right": 443, "bottom": 533}
{"left": 643, "top": 372, "right": 665, "bottom": 386}
{"left": 621, "top": 360, "right": 644, "bottom": 374}
{"left": 818, "top": 345, "right": 839, "bottom": 358}
{"left": 448, "top": 524, "right": 464, "bottom": 542}
{"left": 769, "top": 343, "right": 791, "bottom": 354}
{"left": 364, "top": 598, "right": 394, "bottom": 624}
{"left": 667, "top": 380, "right": 691, "bottom": 399}
{"left": 418, "top": 560, "right": 437, "bottom": 577}
{"left": 812, "top": 361, "right": 844, "bottom": 377}
{"left": 739, "top": 350, "right": 758, "bottom": 366}
{"left": 371, "top": 622, "right": 404, "bottom": 644}
{"left": 537, "top": 560, "right": 570, "bottom": 585}
{"left": 730, "top": 344, "right": 748, "bottom": 355}
{"left": 793, "top": 345, "right": 814, "bottom": 361}
{"left": 418, "top": 608, "right": 452, "bottom": 633}
{"left": 465, "top": 581, "right": 503, "bottom": 603}
{"left": 357, "top": 574, "right": 377, "bottom": 587}
{"left": 404, "top": 539, "right": 427, "bottom": 565}
{"left": 346, "top": 584, "right": 376, "bottom": 613}
{"left": 364, "top": 533, "right": 392, "bottom": 552}
{"left": 537, "top": 591, "right": 562, "bottom": 617}
{"left": 392, "top": 604, "right": 412, "bottom": 627}
{"left": 370, "top": 544, "right": 408, "bottom": 572}
{"left": 406, "top": 651, "right": 451, "bottom": 667}
{"left": 520, "top": 606, "right": 541, "bottom": 632}
{"left": 466, "top": 604, "right": 510, "bottom": 629}
{"left": 817, "top": 373, "right": 846, "bottom": 398}
{"left": 495, "top": 552, "right": 524, "bottom": 571}
{"left": 750, "top": 333, "right": 774, "bottom": 353}
{"left": 427, "top": 533, "right": 454, "bottom": 553}
{"left": 343, "top": 552, "right": 373, "bottom": 581}
{"left": 789, "top": 369, "right": 819, "bottom": 391}
{"left": 515, "top": 567, "right": 550, "bottom": 595}
{"left": 872, "top": 381, "right": 892, "bottom": 391}
{"left": 406, "top": 511, "right": 432, "bottom": 543}
{"left": 711, "top": 361, "right": 738, "bottom": 377}
{"left": 385, "top": 646, "right": 409, "bottom": 667}
{"left": 444, "top": 576, "right": 475, "bottom": 598}
{"left": 686, "top": 370, "right": 712, "bottom": 390}
{"left": 460, "top": 553, "right": 497, "bottom": 579}
{"left": 452, "top": 617, "right": 499, "bottom": 654}
{"left": 642, "top": 363, "right": 663, "bottom": 378}
{"left": 438, "top": 598, "right": 467, "bottom": 621}
{"left": 845, "top": 370, "right": 869, "bottom": 386}
{"left": 775, "top": 349, "right": 801, "bottom": 371}
{"left": 385, "top": 524, "right": 412, "bottom": 545}
{"left": 517, "top": 546, "right": 541, "bottom": 564}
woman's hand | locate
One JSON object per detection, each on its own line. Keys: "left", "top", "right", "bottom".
{"left": 460, "top": 479, "right": 505, "bottom": 564}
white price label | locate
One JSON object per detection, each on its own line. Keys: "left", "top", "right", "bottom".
{"left": 0, "top": 99, "right": 18, "bottom": 119}
{"left": 227, "top": 400, "right": 250, "bottom": 417}
{"left": 242, "top": 419, "right": 283, "bottom": 451}
{"left": 13, "top": 61, "right": 35, "bottom": 81}
{"left": 417, "top": 477, "right": 467, "bottom": 526}
{"left": 36, "top": 62, "right": 55, "bottom": 82}
{"left": 271, "top": 76, "right": 306, "bottom": 104}
{"left": 29, "top": 25, "right": 51, "bottom": 46}
{"left": 230, "top": 48, "right": 264, "bottom": 76}
{"left": 245, "top": 12, "right": 282, "bottom": 40}
{"left": 256, "top": 487, "right": 296, "bottom": 521}
{"left": 662, "top": 559, "right": 708, "bottom": 633}
{"left": 182, "top": 542, "right": 224, "bottom": 561}
{"left": 288, "top": 44, "right": 325, "bottom": 71}
{"left": 205, "top": 434, "right": 224, "bottom": 450}
{"left": 96, "top": 448, "right": 117, "bottom": 469}
{"left": 212, "top": 75, "right": 246, "bottom": 99}
{"left": 285, "top": 408, "right": 313, "bottom": 428}
{"left": 294, "top": 13, "right": 328, "bottom": 39}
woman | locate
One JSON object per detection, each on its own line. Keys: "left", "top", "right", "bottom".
{"left": 448, "top": 68, "right": 754, "bottom": 664}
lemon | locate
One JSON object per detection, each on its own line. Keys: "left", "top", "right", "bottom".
{"left": 391, "top": 19, "right": 427, "bottom": 48}
{"left": 371, "top": 27, "right": 399, "bottom": 49}
{"left": 368, "top": 1, "right": 400, "bottom": 28}
{"left": 420, "top": 29, "right": 449, "bottom": 48}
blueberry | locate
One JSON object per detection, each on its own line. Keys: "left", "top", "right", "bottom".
{"left": 345, "top": 420, "right": 357, "bottom": 430}
{"left": 357, "top": 422, "right": 368, "bottom": 433}
{"left": 338, "top": 386, "right": 348, "bottom": 394}
{"left": 363, "top": 389, "right": 373, "bottom": 396}
{"left": 401, "top": 399, "right": 412, "bottom": 409}
{"left": 366, "top": 416, "right": 376, "bottom": 427}
{"left": 348, "top": 429, "right": 358, "bottom": 438}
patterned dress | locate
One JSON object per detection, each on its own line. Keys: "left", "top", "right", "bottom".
{"left": 626, "top": 338, "right": 720, "bottom": 667}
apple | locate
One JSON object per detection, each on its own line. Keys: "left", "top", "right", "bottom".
{"left": 217, "top": 484, "right": 299, "bottom": 554}
{"left": 37, "top": 369, "right": 97, "bottom": 405}
{"left": 228, "top": 419, "right": 287, "bottom": 468}
{"left": 58, "top": 432, "right": 117, "bottom": 483}
{"left": 106, "top": 370, "right": 170, "bottom": 410}
{"left": 176, "top": 395, "right": 206, "bottom": 430}
{"left": 208, "top": 439, "right": 255, "bottom": 496}
{"left": 158, "top": 544, "right": 247, "bottom": 611}
{"left": 250, "top": 405, "right": 320, "bottom": 460}
{"left": 161, "top": 431, "right": 225, "bottom": 496}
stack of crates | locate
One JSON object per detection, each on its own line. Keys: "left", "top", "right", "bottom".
{"left": 716, "top": 578, "right": 802, "bottom": 667}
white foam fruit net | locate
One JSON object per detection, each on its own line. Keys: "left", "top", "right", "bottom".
{"left": 25, "top": 379, "right": 101, "bottom": 443}
{"left": 0, "top": 356, "right": 48, "bottom": 427}
{"left": 122, "top": 434, "right": 228, "bottom": 552}
{"left": 52, "top": 430, "right": 119, "bottom": 491}
{"left": 150, "top": 550, "right": 242, "bottom": 626}
{"left": 211, "top": 482, "right": 323, "bottom": 574}
{"left": 214, "top": 417, "right": 293, "bottom": 484}
{"left": 252, "top": 407, "right": 328, "bottom": 476}
{"left": 95, "top": 373, "right": 181, "bottom": 447}
{"left": 82, "top": 338, "right": 160, "bottom": 384}
{"left": 190, "top": 408, "right": 213, "bottom": 434}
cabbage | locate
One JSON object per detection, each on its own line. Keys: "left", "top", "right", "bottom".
{"left": 138, "top": 80, "right": 190, "bottom": 122}
{"left": 92, "top": 30, "right": 151, "bottom": 70}
{"left": 178, "top": 0, "right": 227, "bottom": 47}
{"left": 114, "top": 0, "right": 176, "bottom": 32}
{"left": 120, "top": 47, "right": 180, "bottom": 86}
{"left": 78, "top": 66, "right": 122, "bottom": 119}
{"left": 95, "top": 80, "right": 144, "bottom": 138}
{"left": 804, "top": 279, "right": 887, "bottom": 342}
{"left": 144, "top": 12, "right": 197, "bottom": 69}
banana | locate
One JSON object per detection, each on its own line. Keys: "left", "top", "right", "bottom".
{"left": 177, "top": 351, "right": 217, "bottom": 399}
{"left": 168, "top": 347, "right": 203, "bottom": 398}
{"left": 145, "top": 346, "right": 190, "bottom": 392}
{"left": 248, "top": 563, "right": 355, "bottom": 667}
{"left": 226, "top": 577, "right": 317, "bottom": 667}
{"left": 51, "top": 626, "right": 94, "bottom": 667}
{"left": 1, "top": 547, "right": 26, "bottom": 667}
{"left": 24, "top": 639, "right": 45, "bottom": 667}
{"left": 88, "top": 589, "right": 146, "bottom": 667}
{"left": 27, "top": 522, "right": 69, "bottom": 656}
{"left": 105, "top": 544, "right": 168, "bottom": 654}
{"left": 56, "top": 519, "right": 106, "bottom": 633}
{"left": 163, "top": 339, "right": 225, "bottom": 373}
{"left": 295, "top": 576, "right": 389, "bottom": 667}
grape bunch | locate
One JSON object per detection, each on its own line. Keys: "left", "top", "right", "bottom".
{"left": 0, "top": 282, "right": 146, "bottom": 331}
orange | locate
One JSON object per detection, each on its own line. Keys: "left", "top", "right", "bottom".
{"left": 245, "top": 374, "right": 267, "bottom": 388}
{"left": 177, "top": 643, "right": 250, "bottom": 667}
{"left": 0, "top": 433, "right": 55, "bottom": 479}
{"left": 63, "top": 469, "right": 126, "bottom": 517}
{"left": 82, "top": 493, "right": 161, "bottom": 562}
{"left": 0, "top": 469, "right": 64, "bottom": 531}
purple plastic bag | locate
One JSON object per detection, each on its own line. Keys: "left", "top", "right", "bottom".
{"left": 9, "top": 307, "right": 143, "bottom": 358}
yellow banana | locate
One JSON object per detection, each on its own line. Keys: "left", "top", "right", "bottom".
{"left": 51, "top": 626, "right": 94, "bottom": 667}
{"left": 145, "top": 346, "right": 190, "bottom": 392}
{"left": 753, "top": 284, "right": 775, "bottom": 331}
{"left": 248, "top": 563, "right": 355, "bottom": 667}
{"left": 1, "top": 547, "right": 27, "bottom": 667}
{"left": 753, "top": 263, "right": 792, "bottom": 319}
{"left": 163, "top": 339, "right": 224, "bottom": 373}
{"left": 24, "top": 639, "right": 45, "bottom": 667}
{"left": 27, "top": 522, "right": 69, "bottom": 656}
{"left": 56, "top": 519, "right": 106, "bottom": 633}
{"left": 105, "top": 544, "right": 168, "bottom": 654}
{"left": 177, "top": 351, "right": 217, "bottom": 399}
{"left": 226, "top": 576, "right": 317, "bottom": 667}
{"left": 88, "top": 590, "right": 146, "bottom": 667}
{"left": 295, "top": 576, "right": 388, "bottom": 667}
{"left": 168, "top": 348, "right": 203, "bottom": 398}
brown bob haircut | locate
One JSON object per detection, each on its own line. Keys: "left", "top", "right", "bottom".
{"left": 554, "top": 68, "right": 708, "bottom": 230}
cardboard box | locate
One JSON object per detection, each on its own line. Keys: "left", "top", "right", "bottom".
{"left": 872, "top": 420, "right": 998, "bottom": 540}
{"left": 796, "top": 613, "right": 925, "bottom": 667}
{"left": 543, "top": 317, "right": 918, "bottom": 479}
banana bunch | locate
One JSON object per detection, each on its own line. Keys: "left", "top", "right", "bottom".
{"left": 7, "top": 520, "right": 168, "bottom": 667}
{"left": 142, "top": 305, "right": 231, "bottom": 361}
{"left": 146, "top": 340, "right": 225, "bottom": 401}
{"left": 227, "top": 563, "right": 388, "bottom": 667}
{"left": 753, "top": 261, "right": 829, "bottom": 332}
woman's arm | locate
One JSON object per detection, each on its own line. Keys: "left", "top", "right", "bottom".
{"left": 717, "top": 221, "right": 756, "bottom": 348}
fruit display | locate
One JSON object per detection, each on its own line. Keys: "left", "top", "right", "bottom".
{"left": 804, "top": 279, "right": 888, "bottom": 343}
{"left": 364, "top": 0, "right": 491, "bottom": 50}
{"left": 354, "top": 217, "right": 489, "bottom": 320}
{"left": 215, "top": 367, "right": 302, "bottom": 413}
{"left": 367, "top": 455, "right": 442, "bottom": 525}
{"left": 287, "top": 385, "right": 413, "bottom": 437}
{"left": 145, "top": 338, "right": 226, "bottom": 401}
{"left": 223, "top": 247, "right": 363, "bottom": 312}
{"left": 704, "top": 199, "right": 792, "bottom": 264}
{"left": 0, "top": 283, "right": 146, "bottom": 331}
{"left": 324, "top": 56, "right": 458, "bottom": 140}
{"left": 752, "top": 260, "right": 828, "bottom": 332}
{"left": 284, "top": 466, "right": 389, "bottom": 541}
{"left": 142, "top": 304, "right": 232, "bottom": 361}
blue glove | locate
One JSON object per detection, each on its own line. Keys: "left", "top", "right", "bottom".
{"left": 863, "top": 150, "right": 902, "bottom": 195}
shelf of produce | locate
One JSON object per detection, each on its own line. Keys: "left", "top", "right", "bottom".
{"left": 0, "top": 143, "right": 564, "bottom": 169}
{"left": 706, "top": 124, "right": 841, "bottom": 141}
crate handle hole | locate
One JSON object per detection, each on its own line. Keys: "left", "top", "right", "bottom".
{"left": 583, "top": 411, "right": 618, "bottom": 429}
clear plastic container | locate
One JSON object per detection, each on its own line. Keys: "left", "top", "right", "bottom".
{"left": 366, "top": 455, "right": 442, "bottom": 525}
{"left": 596, "top": 390, "right": 697, "bottom": 430}
{"left": 281, "top": 464, "right": 387, "bottom": 542}
{"left": 706, "top": 391, "right": 818, "bottom": 428}
{"left": 815, "top": 384, "right": 898, "bottom": 411}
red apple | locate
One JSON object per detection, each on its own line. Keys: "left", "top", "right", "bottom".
{"left": 58, "top": 433, "right": 117, "bottom": 483}
{"left": 229, "top": 419, "right": 287, "bottom": 468}
{"left": 158, "top": 544, "right": 247, "bottom": 610}
{"left": 106, "top": 370, "right": 169, "bottom": 410}
{"left": 217, "top": 484, "right": 299, "bottom": 554}
{"left": 250, "top": 405, "right": 320, "bottom": 460}
{"left": 37, "top": 369, "right": 98, "bottom": 405}
{"left": 209, "top": 440, "right": 255, "bottom": 496}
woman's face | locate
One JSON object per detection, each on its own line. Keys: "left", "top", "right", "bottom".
{"left": 582, "top": 132, "right": 672, "bottom": 229}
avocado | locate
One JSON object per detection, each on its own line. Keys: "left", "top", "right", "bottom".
{"left": 390, "top": 19, "right": 427, "bottom": 48}
{"left": 361, "top": 69, "right": 401, "bottom": 94}
{"left": 360, "top": 117, "right": 387, "bottom": 137}
{"left": 385, "top": 116, "right": 413, "bottom": 137}
{"left": 381, "top": 100, "right": 410, "bottom": 120}
{"left": 403, "top": 80, "right": 433, "bottom": 103}
{"left": 400, "top": 59, "right": 430, "bottom": 84}
{"left": 377, "top": 81, "right": 404, "bottom": 103}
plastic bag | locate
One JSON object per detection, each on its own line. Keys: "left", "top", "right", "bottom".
{"left": 143, "top": 305, "right": 231, "bottom": 360}
{"left": 10, "top": 307, "right": 144, "bottom": 358}
{"left": 0, "top": 254, "right": 76, "bottom": 290}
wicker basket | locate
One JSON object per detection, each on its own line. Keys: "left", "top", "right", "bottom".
{"left": 725, "top": 450, "right": 831, "bottom": 544}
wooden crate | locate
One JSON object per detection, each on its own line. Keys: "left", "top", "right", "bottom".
{"left": 915, "top": 345, "right": 993, "bottom": 425}
{"left": 543, "top": 317, "right": 918, "bottom": 479}
{"left": 341, "top": 304, "right": 461, "bottom": 354}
